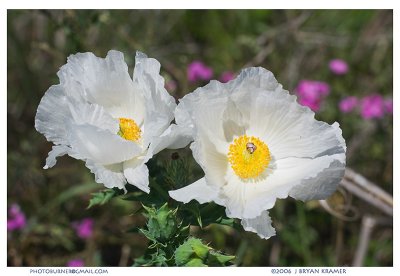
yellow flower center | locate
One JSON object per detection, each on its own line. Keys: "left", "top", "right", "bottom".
{"left": 118, "top": 118, "right": 141, "bottom": 142}
{"left": 228, "top": 135, "right": 271, "bottom": 179}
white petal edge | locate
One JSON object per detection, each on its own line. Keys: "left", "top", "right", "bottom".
{"left": 169, "top": 177, "right": 224, "bottom": 205}
{"left": 174, "top": 80, "right": 232, "bottom": 153}
{"left": 35, "top": 85, "right": 74, "bottom": 146}
{"left": 134, "top": 51, "right": 177, "bottom": 148}
{"left": 44, "top": 145, "right": 70, "bottom": 169}
{"left": 85, "top": 160, "right": 127, "bottom": 191}
{"left": 123, "top": 158, "right": 150, "bottom": 193}
{"left": 288, "top": 157, "right": 346, "bottom": 201}
{"left": 240, "top": 210, "right": 276, "bottom": 240}
{"left": 147, "top": 124, "right": 193, "bottom": 158}
{"left": 222, "top": 153, "right": 345, "bottom": 220}
{"left": 58, "top": 50, "right": 134, "bottom": 107}
{"left": 68, "top": 123, "right": 141, "bottom": 165}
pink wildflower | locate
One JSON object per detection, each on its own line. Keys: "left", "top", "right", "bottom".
{"left": 384, "top": 99, "right": 393, "bottom": 114}
{"left": 219, "top": 71, "right": 235, "bottom": 83}
{"left": 72, "top": 218, "right": 94, "bottom": 239}
{"left": 67, "top": 259, "right": 84, "bottom": 267}
{"left": 295, "top": 80, "right": 330, "bottom": 111}
{"left": 329, "top": 59, "right": 349, "bottom": 75}
{"left": 165, "top": 80, "right": 177, "bottom": 92}
{"left": 187, "top": 61, "right": 213, "bottom": 82}
{"left": 360, "top": 94, "right": 385, "bottom": 119}
{"left": 7, "top": 204, "right": 26, "bottom": 231}
{"left": 339, "top": 96, "right": 358, "bottom": 113}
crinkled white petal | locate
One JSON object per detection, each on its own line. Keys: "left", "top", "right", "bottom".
{"left": 288, "top": 157, "right": 346, "bottom": 201}
{"left": 229, "top": 69, "right": 346, "bottom": 160}
{"left": 223, "top": 153, "right": 344, "bottom": 219}
{"left": 59, "top": 50, "right": 130, "bottom": 105}
{"left": 58, "top": 50, "right": 145, "bottom": 124}
{"left": 44, "top": 145, "right": 71, "bottom": 169}
{"left": 169, "top": 177, "right": 224, "bottom": 205}
{"left": 133, "top": 52, "right": 176, "bottom": 148}
{"left": 69, "top": 101, "right": 119, "bottom": 133}
{"left": 68, "top": 123, "right": 141, "bottom": 165}
{"left": 175, "top": 80, "right": 232, "bottom": 153}
{"left": 288, "top": 123, "right": 346, "bottom": 201}
{"left": 35, "top": 84, "right": 122, "bottom": 169}
{"left": 190, "top": 138, "right": 228, "bottom": 190}
{"left": 146, "top": 124, "right": 193, "bottom": 159}
{"left": 35, "top": 85, "right": 75, "bottom": 146}
{"left": 35, "top": 85, "right": 119, "bottom": 138}
{"left": 227, "top": 67, "right": 279, "bottom": 93}
{"left": 240, "top": 210, "right": 276, "bottom": 240}
{"left": 85, "top": 160, "right": 127, "bottom": 191}
{"left": 123, "top": 158, "right": 150, "bottom": 193}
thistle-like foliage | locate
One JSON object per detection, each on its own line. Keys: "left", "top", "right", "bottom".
{"left": 175, "top": 238, "right": 235, "bottom": 267}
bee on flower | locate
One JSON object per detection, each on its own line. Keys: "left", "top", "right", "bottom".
{"left": 169, "top": 67, "right": 346, "bottom": 239}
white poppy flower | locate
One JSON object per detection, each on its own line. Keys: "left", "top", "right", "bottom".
{"left": 35, "top": 50, "right": 190, "bottom": 193}
{"left": 169, "top": 67, "right": 346, "bottom": 239}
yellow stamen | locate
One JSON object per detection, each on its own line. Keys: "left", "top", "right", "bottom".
{"left": 228, "top": 135, "right": 271, "bottom": 179}
{"left": 118, "top": 118, "right": 141, "bottom": 142}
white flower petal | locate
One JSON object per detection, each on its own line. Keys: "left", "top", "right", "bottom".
{"left": 146, "top": 124, "right": 193, "bottom": 158}
{"left": 69, "top": 100, "right": 119, "bottom": 133}
{"left": 222, "top": 99, "right": 248, "bottom": 142}
{"left": 190, "top": 138, "right": 228, "bottom": 190}
{"left": 169, "top": 177, "right": 224, "bottom": 205}
{"left": 288, "top": 157, "right": 346, "bottom": 201}
{"left": 241, "top": 210, "right": 276, "bottom": 240}
{"left": 58, "top": 50, "right": 145, "bottom": 124}
{"left": 133, "top": 52, "right": 176, "bottom": 147}
{"left": 68, "top": 123, "right": 141, "bottom": 165}
{"left": 123, "top": 158, "right": 150, "bottom": 193}
{"left": 223, "top": 153, "right": 345, "bottom": 219}
{"left": 35, "top": 85, "right": 74, "bottom": 146}
{"left": 35, "top": 84, "right": 120, "bottom": 155}
{"left": 59, "top": 50, "right": 130, "bottom": 106}
{"left": 44, "top": 145, "right": 70, "bottom": 169}
{"left": 85, "top": 160, "right": 127, "bottom": 190}
{"left": 230, "top": 69, "right": 346, "bottom": 160}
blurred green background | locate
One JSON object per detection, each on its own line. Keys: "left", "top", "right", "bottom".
{"left": 7, "top": 10, "right": 392, "bottom": 266}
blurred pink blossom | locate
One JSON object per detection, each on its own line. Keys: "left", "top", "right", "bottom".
{"left": 67, "top": 259, "right": 84, "bottom": 267}
{"left": 187, "top": 61, "right": 213, "bottom": 82}
{"left": 360, "top": 94, "right": 385, "bottom": 119}
{"left": 298, "top": 98, "right": 321, "bottom": 112}
{"left": 220, "top": 71, "right": 235, "bottom": 83}
{"left": 7, "top": 204, "right": 26, "bottom": 231}
{"left": 329, "top": 59, "right": 349, "bottom": 75}
{"left": 339, "top": 96, "right": 358, "bottom": 113}
{"left": 295, "top": 80, "right": 330, "bottom": 111}
{"left": 384, "top": 99, "right": 393, "bottom": 114}
{"left": 72, "top": 218, "right": 94, "bottom": 239}
{"left": 165, "top": 80, "right": 177, "bottom": 92}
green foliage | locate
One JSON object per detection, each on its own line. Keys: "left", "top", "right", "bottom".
{"left": 133, "top": 203, "right": 235, "bottom": 267}
{"left": 175, "top": 238, "right": 235, "bottom": 267}
{"left": 134, "top": 250, "right": 170, "bottom": 267}
{"left": 163, "top": 156, "right": 191, "bottom": 190}
{"left": 179, "top": 201, "right": 238, "bottom": 229}
{"left": 140, "top": 203, "right": 186, "bottom": 245}
{"left": 132, "top": 203, "right": 189, "bottom": 266}
{"left": 87, "top": 188, "right": 123, "bottom": 209}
